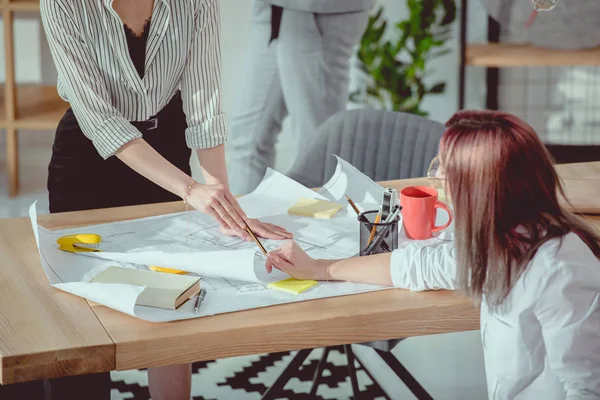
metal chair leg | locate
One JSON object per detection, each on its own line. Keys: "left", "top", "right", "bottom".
{"left": 344, "top": 345, "right": 360, "bottom": 398}
{"left": 375, "top": 349, "right": 434, "bottom": 400}
{"left": 261, "top": 349, "right": 312, "bottom": 400}
{"left": 309, "top": 347, "right": 330, "bottom": 396}
{"left": 351, "top": 355, "right": 391, "bottom": 400}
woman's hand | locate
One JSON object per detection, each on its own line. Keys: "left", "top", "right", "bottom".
{"left": 187, "top": 182, "right": 247, "bottom": 232}
{"left": 265, "top": 240, "right": 332, "bottom": 280}
{"left": 187, "top": 182, "right": 292, "bottom": 240}
{"left": 220, "top": 218, "right": 292, "bottom": 241}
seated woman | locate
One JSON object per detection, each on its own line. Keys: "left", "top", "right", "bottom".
{"left": 265, "top": 110, "right": 600, "bottom": 400}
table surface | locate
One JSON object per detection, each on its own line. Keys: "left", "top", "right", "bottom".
{"left": 1, "top": 162, "right": 598, "bottom": 384}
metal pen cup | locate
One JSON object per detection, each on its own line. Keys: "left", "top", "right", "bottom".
{"left": 358, "top": 210, "right": 400, "bottom": 256}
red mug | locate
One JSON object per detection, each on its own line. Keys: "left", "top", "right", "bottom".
{"left": 400, "top": 186, "right": 453, "bottom": 240}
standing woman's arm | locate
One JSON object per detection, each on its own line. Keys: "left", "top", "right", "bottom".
{"left": 178, "top": 0, "right": 291, "bottom": 240}
{"left": 179, "top": 0, "right": 229, "bottom": 187}
{"left": 40, "top": 0, "right": 247, "bottom": 231}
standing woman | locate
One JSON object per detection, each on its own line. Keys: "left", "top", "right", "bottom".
{"left": 41, "top": 0, "right": 290, "bottom": 398}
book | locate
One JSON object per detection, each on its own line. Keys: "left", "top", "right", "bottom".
{"left": 90, "top": 266, "right": 201, "bottom": 310}
{"left": 288, "top": 198, "right": 342, "bottom": 219}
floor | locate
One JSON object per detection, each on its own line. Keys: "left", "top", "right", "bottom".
{"left": 0, "top": 131, "right": 488, "bottom": 399}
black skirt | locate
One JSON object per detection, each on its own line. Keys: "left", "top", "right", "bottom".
{"left": 48, "top": 92, "right": 191, "bottom": 214}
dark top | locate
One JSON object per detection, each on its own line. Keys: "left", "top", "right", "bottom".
{"left": 124, "top": 19, "right": 151, "bottom": 79}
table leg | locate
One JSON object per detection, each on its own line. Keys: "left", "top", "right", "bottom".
{"left": 44, "top": 372, "right": 110, "bottom": 400}
{"left": 345, "top": 345, "right": 360, "bottom": 398}
{"left": 309, "top": 347, "right": 330, "bottom": 396}
{"left": 352, "top": 356, "right": 391, "bottom": 400}
{"left": 375, "top": 349, "right": 433, "bottom": 400}
{"left": 0, "top": 380, "right": 45, "bottom": 400}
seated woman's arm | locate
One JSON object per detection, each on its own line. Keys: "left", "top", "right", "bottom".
{"left": 535, "top": 261, "right": 600, "bottom": 398}
{"left": 266, "top": 240, "right": 458, "bottom": 290}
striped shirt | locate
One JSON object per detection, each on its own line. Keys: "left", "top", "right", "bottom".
{"left": 41, "top": 0, "right": 227, "bottom": 159}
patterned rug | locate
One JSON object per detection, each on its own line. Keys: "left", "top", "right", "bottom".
{"left": 110, "top": 347, "right": 388, "bottom": 399}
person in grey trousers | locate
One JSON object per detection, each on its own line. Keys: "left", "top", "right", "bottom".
{"left": 228, "top": 0, "right": 375, "bottom": 195}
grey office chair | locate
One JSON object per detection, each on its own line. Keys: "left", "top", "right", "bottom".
{"left": 288, "top": 108, "right": 444, "bottom": 189}
{"left": 263, "top": 110, "right": 444, "bottom": 400}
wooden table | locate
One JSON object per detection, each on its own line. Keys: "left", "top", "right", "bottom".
{"left": 1, "top": 162, "right": 599, "bottom": 389}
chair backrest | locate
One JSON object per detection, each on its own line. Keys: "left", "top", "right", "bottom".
{"left": 287, "top": 109, "right": 445, "bottom": 188}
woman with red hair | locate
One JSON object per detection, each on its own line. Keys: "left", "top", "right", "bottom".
{"left": 266, "top": 110, "right": 600, "bottom": 399}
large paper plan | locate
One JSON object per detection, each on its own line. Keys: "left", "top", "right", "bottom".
{"left": 31, "top": 157, "right": 396, "bottom": 322}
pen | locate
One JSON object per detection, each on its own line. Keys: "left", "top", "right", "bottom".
{"left": 364, "top": 206, "right": 401, "bottom": 255}
{"left": 245, "top": 223, "right": 268, "bottom": 256}
{"left": 193, "top": 288, "right": 206, "bottom": 314}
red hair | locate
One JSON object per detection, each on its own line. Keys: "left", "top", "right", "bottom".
{"left": 441, "top": 110, "right": 600, "bottom": 305}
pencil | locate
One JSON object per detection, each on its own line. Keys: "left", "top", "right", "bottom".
{"left": 345, "top": 195, "right": 361, "bottom": 215}
{"left": 367, "top": 213, "right": 381, "bottom": 245}
{"left": 245, "top": 224, "right": 268, "bottom": 256}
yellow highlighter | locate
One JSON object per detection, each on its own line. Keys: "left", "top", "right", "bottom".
{"left": 268, "top": 278, "right": 318, "bottom": 295}
{"left": 149, "top": 266, "right": 188, "bottom": 275}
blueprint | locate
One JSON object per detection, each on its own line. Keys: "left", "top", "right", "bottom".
{"left": 30, "top": 156, "right": 398, "bottom": 322}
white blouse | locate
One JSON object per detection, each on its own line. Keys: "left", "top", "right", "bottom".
{"left": 41, "top": 0, "right": 227, "bottom": 159}
{"left": 391, "top": 232, "right": 600, "bottom": 399}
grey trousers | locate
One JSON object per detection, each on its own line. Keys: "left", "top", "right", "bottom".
{"left": 228, "top": 2, "right": 369, "bottom": 195}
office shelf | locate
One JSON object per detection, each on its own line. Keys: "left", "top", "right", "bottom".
{"left": 6, "top": 0, "right": 40, "bottom": 11}
{"left": 0, "top": 84, "right": 67, "bottom": 130}
{"left": 466, "top": 43, "right": 600, "bottom": 68}
{"left": 458, "top": 2, "right": 600, "bottom": 109}
{"left": 1, "top": 1, "right": 65, "bottom": 196}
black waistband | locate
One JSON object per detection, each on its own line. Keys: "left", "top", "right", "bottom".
{"left": 131, "top": 91, "right": 182, "bottom": 132}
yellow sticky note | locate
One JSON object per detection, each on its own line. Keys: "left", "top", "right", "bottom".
{"left": 287, "top": 198, "right": 342, "bottom": 219}
{"left": 149, "top": 266, "right": 188, "bottom": 275}
{"left": 268, "top": 278, "right": 318, "bottom": 295}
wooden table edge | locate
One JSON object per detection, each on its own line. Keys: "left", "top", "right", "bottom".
{"left": 108, "top": 299, "right": 480, "bottom": 370}
{"left": 0, "top": 217, "right": 117, "bottom": 385}
{"left": 1, "top": 343, "right": 114, "bottom": 385}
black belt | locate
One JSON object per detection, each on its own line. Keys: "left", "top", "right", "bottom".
{"left": 130, "top": 91, "right": 182, "bottom": 132}
{"left": 270, "top": 5, "right": 283, "bottom": 43}
{"left": 131, "top": 117, "right": 159, "bottom": 132}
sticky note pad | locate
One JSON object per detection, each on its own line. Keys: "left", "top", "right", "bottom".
{"left": 268, "top": 278, "right": 318, "bottom": 295}
{"left": 288, "top": 198, "right": 342, "bottom": 219}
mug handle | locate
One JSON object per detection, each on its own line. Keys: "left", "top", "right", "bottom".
{"left": 432, "top": 201, "right": 453, "bottom": 233}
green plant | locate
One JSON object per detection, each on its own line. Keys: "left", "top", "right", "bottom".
{"left": 352, "top": 0, "right": 457, "bottom": 116}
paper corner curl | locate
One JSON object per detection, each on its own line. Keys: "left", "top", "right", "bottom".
{"left": 28, "top": 201, "right": 40, "bottom": 249}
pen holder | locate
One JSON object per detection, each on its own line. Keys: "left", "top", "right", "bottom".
{"left": 358, "top": 210, "right": 400, "bottom": 256}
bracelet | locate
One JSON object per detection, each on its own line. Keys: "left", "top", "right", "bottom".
{"left": 183, "top": 181, "right": 199, "bottom": 243}
{"left": 183, "top": 181, "right": 199, "bottom": 206}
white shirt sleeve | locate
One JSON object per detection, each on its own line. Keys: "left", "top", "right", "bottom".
{"left": 41, "top": 0, "right": 143, "bottom": 159}
{"left": 389, "top": 241, "right": 459, "bottom": 291}
{"left": 181, "top": 0, "right": 228, "bottom": 150}
{"left": 535, "top": 261, "right": 600, "bottom": 399}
